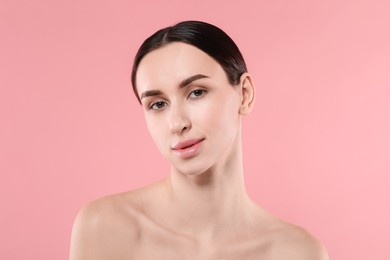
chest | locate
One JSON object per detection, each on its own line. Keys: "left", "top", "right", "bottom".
{"left": 131, "top": 229, "right": 273, "bottom": 260}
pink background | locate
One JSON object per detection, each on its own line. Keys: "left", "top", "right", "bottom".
{"left": 1, "top": 0, "right": 389, "bottom": 259}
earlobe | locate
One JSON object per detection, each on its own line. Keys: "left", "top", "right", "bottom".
{"left": 239, "top": 73, "right": 255, "bottom": 115}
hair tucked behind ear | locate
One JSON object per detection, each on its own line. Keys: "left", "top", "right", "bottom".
{"left": 131, "top": 20, "right": 248, "bottom": 103}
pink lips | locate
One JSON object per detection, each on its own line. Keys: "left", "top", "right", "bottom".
{"left": 172, "top": 138, "right": 205, "bottom": 159}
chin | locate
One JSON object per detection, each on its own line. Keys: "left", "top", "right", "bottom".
{"left": 171, "top": 159, "right": 214, "bottom": 177}
{"left": 173, "top": 165, "right": 206, "bottom": 176}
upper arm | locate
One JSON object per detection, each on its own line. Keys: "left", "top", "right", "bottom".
{"left": 69, "top": 202, "right": 107, "bottom": 260}
{"left": 292, "top": 236, "right": 329, "bottom": 260}
{"left": 69, "top": 199, "right": 139, "bottom": 260}
{"left": 275, "top": 227, "right": 329, "bottom": 260}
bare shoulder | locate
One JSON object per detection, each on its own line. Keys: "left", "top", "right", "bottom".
{"left": 267, "top": 220, "right": 329, "bottom": 260}
{"left": 69, "top": 191, "right": 143, "bottom": 260}
{"left": 71, "top": 191, "right": 142, "bottom": 233}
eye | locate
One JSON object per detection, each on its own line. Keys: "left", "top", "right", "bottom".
{"left": 188, "top": 89, "right": 207, "bottom": 99}
{"left": 149, "top": 100, "right": 167, "bottom": 110}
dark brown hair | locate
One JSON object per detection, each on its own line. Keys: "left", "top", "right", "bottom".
{"left": 131, "top": 20, "right": 248, "bottom": 103}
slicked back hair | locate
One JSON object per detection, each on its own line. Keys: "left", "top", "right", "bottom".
{"left": 131, "top": 20, "right": 248, "bottom": 103}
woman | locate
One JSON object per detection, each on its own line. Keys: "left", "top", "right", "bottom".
{"left": 70, "top": 21, "right": 328, "bottom": 259}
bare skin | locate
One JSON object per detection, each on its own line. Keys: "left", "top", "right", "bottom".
{"left": 70, "top": 43, "right": 329, "bottom": 260}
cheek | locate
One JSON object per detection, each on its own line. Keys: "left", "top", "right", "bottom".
{"left": 194, "top": 91, "right": 240, "bottom": 135}
{"left": 144, "top": 115, "right": 168, "bottom": 151}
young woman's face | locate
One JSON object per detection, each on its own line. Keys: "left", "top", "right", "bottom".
{"left": 136, "top": 42, "right": 243, "bottom": 175}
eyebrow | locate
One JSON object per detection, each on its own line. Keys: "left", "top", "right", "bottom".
{"left": 140, "top": 74, "right": 209, "bottom": 100}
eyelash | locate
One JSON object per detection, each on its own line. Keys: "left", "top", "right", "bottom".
{"left": 148, "top": 88, "right": 207, "bottom": 111}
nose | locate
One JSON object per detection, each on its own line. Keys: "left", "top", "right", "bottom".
{"left": 168, "top": 104, "right": 191, "bottom": 135}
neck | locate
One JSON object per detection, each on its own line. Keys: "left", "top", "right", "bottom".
{"left": 162, "top": 133, "right": 255, "bottom": 241}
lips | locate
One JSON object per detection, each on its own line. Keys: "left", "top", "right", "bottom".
{"left": 171, "top": 138, "right": 205, "bottom": 159}
{"left": 172, "top": 138, "right": 205, "bottom": 150}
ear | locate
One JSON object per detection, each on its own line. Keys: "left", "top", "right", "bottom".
{"left": 238, "top": 73, "right": 255, "bottom": 115}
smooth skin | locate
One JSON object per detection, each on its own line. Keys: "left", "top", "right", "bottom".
{"left": 70, "top": 42, "right": 329, "bottom": 260}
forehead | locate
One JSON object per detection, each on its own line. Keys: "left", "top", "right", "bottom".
{"left": 136, "top": 42, "right": 225, "bottom": 91}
